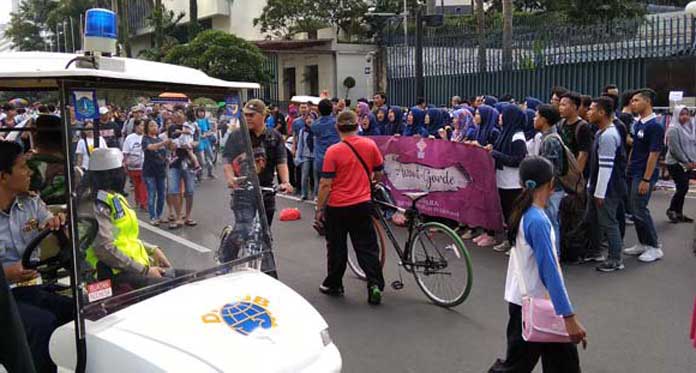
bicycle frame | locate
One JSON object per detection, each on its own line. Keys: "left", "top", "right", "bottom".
{"left": 371, "top": 198, "right": 423, "bottom": 268}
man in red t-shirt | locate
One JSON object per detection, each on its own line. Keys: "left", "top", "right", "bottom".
{"left": 315, "top": 110, "right": 385, "bottom": 305}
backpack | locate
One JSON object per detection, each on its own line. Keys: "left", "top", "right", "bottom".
{"left": 542, "top": 132, "right": 585, "bottom": 195}
{"left": 559, "top": 192, "right": 590, "bottom": 263}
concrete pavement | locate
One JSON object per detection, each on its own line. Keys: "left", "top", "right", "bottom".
{"left": 134, "top": 172, "right": 696, "bottom": 373}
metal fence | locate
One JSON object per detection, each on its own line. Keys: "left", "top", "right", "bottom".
{"left": 385, "top": 14, "right": 696, "bottom": 106}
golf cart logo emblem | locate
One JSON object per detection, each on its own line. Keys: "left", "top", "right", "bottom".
{"left": 202, "top": 295, "right": 277, "bottom": 336}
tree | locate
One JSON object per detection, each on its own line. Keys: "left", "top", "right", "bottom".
{"left": 475, "top": 0, "right": 487, "bottom": 72}
{"left": 502, "top": 0, "right": 513, "bottom": 70}
{"left": 188, "top": 0, "right": 200, "bottom": 41}
{"left": 138, "top": 0, "right": 185, "bottom": 61}
{"left": 253, "top": 0, "right": 328, "bottom": 39}
{"left": 5, "top": 0, "right": 59, "bottom": 51}
{"left": 164, "top": 29, "right": 271, "bottom": 83}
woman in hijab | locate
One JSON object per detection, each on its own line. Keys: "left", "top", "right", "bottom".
{"left": 665, "top": 105, "right": 696, "bottom": 223}
{"left": 403, "top": 107, "right": 429, "bottom": 137}
{"left": 523, "top": 97, "right": 544, "bottom": 153}
{"left": 375, "top": 106, "right": 389, "bottom": 134}
{"left": 385, "top": 106, "right": 404, "bottom": 136}
{"left": 425, "top": 108, "right": 445, "bottom": 137}
{"left": 357, "top": 101, "right": 381, "bottom": 136}
{"left": 484, "top": 95, "right": 499, "bottom": 107}
{"left": 473, "top": 105, "right": 528, "bottom": 250}
{"left": 451, "top": 108, "right": 474, "bottom": 143}
{"left": 465, "top": 104, "right": 500, "bottom": 147}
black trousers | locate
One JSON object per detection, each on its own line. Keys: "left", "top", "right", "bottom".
{"left": 489, "top": 303, "right": 580, "bottom": 373}
{"left": 668, "top": 164, "right": 692, "bottom": 215}
{"left": 0, "top": 270, "right": 37, "bottom": 373}
{"left": 323, "top": 202, "right": 385, "bottom": 290}
{"left": 13, "top": 286, "right": 73, "bottom": 373}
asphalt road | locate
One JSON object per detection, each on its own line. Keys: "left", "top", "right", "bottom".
{"left": 134, "top": 169, "right": 696, "bottom": 373}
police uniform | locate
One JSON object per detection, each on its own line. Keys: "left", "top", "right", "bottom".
{"left": 88, "top": 190, "right": 162, "bottom": 288}
{"left": 0, "top": 195, "right": 73, "bottom": 373}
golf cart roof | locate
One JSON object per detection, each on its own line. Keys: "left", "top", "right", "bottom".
{"left": 0, "top": 52, "right": 261, "bottom": 91}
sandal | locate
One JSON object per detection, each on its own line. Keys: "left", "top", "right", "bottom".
{"left": 162, "top": 215, "right": 175, "bottom": 224}
{"left": 185, "top": 219, "right": 198, "bottom": 227}
{"left": 168, "top": 220, "right": 181, "bottom": 230}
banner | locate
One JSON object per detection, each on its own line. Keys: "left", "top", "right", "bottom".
{"left": 71, "top": 90, "right": 99, "bottom": 121}
{"left": 225, "top": 95, "right": 241, "bottom": 119}
{"left": 372, "top": 136, "right": 504, "bottom": 231}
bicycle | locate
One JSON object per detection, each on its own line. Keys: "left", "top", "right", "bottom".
{"left": 347, "top": 185, "right": 473, "bottom": 307}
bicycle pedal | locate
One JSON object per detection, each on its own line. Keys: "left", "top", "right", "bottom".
{"left": 390, "top": 280, "right": 404, "bottom": 290}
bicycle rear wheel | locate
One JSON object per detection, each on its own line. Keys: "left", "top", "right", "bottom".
{"left": 347, "top": 217, "right": 387, "bottom": 280}
{"left": 410, "top": 222, "right": 473, "bottom": 307}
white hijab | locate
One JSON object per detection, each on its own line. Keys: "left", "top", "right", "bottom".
{"left": 671, "top": 105, "right": 695, "bottom": 141}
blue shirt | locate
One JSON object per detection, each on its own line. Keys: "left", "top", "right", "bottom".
{"left": 265, "top": 115, "right": 276, "bottom": 130}
{"left": 629, "top": 114, "right": 664, "bottom": 177}
{"left": 0, "top": 196, "right": 53, "bottom": 267}
{"left": 292, "top": 117, "right": 305, "bottom": 139}
{"left": 312, "top": 115, "right": 340, "bottom": 169}
{"left": 196, "top": 118, "right": 211, "bottom": 151}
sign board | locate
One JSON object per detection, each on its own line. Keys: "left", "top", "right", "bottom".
{"left": 669, "top": 91, "right": 684, "bottom": 102}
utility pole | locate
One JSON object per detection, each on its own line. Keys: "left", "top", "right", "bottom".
{"left": 475, "top": 0, "right": 486, "bottom": 73}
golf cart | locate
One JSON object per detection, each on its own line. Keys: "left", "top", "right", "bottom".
{"left": 0, "top": 10, "right": 341, "bottom": 372}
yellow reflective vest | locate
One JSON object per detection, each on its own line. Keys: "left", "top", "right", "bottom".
{"left": 86, "top": 191, "right": 150, "bottom": 274}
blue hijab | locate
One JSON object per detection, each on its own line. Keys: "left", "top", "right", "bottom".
{"left": 384, "top": 106, "right": 404, "bottom": 136}
{"left": 525, "top": 97, "right": 542, "bottom": 111}
{"left": 484, "top": 95, "right": 499, "bottom": 107}
{"left": 360, "top": 113, "right": 381, "bottom": 136}
{"left": 476, "top": 104, "right": 500, "bottom": 146}
{"left": 494, "top": 105, "right": 527, "bottom": 167}
{"left": 426, "top": 108, "right": 445, "bottom": 136}
{"left": 404, "top": 107, "right": 428, "bottom": 137}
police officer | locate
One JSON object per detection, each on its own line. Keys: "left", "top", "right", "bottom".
{"left": 0, "top": 141, "right": 71, "bottom": 373}
{"left": 221, "top": 99, "right": 293, "bottom": 278}
{"left": 88, "top": 148, "right": 176, "bottom": 288}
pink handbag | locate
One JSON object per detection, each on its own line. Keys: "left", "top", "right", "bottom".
{"left": 511, "top": 249, "right": 572, "bottom": 343}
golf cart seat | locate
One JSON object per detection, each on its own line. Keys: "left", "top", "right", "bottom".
{"left": 403, "top": 192, "right": 429, "bottom": 202}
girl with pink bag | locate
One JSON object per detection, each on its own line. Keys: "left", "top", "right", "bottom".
{"left": 489, "top": 156, "right": 587, "bottom": 373}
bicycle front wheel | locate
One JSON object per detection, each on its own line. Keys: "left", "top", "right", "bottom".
{"left": 347, "top": 217, "right": 387, "bottom": 280}
{"left": 410, "top": 222, "right": 473, "bottom": 307}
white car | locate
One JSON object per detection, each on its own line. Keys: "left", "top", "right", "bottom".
{"left": 0, "top": 35, "right": 341, "bottom": 372}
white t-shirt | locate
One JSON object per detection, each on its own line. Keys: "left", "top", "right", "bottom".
{"left": 496, "top": 131, "right": 526, "bottom": 189}
{"left": 122, "top": 133, "right": 144, "bottom": 170}
{"left": 76, "top": 137, "right": 108, "bottom": 169}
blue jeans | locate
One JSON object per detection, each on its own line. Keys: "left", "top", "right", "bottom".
{"left": 145, "top": 175, "right": 166, "bottom": 220}
{"left": 588, "top": 195, "right": 623, "bottom": 261}
{"left": 630, "top": 176, "right": 659, "bottom": 247}
{"left": 300, "top": 160, "right": 314, "bottom": 199}
{"left": 544, "top": 189, "right": 564, "bottom": 253}
{"left": 167, "top": 167, "right": 195, "bottom": 195}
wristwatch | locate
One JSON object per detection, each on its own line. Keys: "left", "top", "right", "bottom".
{"left": 642, "top": 178, "right": 651, "bottom": 183}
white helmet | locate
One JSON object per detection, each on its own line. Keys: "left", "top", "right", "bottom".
{"left": 89, "top": 148, "right": 123, "bottom": 171}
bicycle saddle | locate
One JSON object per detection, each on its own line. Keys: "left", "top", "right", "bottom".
{"left": 403, "top": 192, "right": 429, "bottom": 202}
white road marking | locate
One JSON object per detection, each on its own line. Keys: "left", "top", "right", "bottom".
{"left": 138, "top": 219, "right": 211, "bottom": 253}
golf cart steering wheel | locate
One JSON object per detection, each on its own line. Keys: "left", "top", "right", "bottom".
{"left": 21, "top": 216, "right": 99, "bottom": 273}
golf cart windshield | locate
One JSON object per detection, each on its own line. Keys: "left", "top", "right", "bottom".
{"left": 0, "top": 51, "right": 272, "bottom": 368}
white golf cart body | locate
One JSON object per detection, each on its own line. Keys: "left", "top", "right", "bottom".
{"left": 0, "top": 52, "right": 341, "bottom": 373}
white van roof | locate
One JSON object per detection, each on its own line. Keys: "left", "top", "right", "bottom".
{"left": 0, "top": 52, "right": 260, "bottom": 90}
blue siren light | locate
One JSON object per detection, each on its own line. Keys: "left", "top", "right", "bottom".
{"left": 85, "top": 9, "right": 117, "bottom": 39}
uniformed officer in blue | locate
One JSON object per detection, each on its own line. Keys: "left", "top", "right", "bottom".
{"left": 87, "top": 147, "right": 178, "bottom": 288}
{"left": 0, "top": 141, "right": 72, "bottom": 373}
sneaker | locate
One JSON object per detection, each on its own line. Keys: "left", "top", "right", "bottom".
{"left": 679, "top": 214, "right": 694, "bottom": 223}
{"left": 319, "top": 284, "right": 344, "bottom": 297}
{"left": 625, "top": 214, "right": 634, "bottom": 225}
{"left": 461, "top": 229, "right": 478, "bottom": 240}
{"left": 493, "top": 241, "right": 511, "bottom": 252}
{"left": 666, "top": 210, "right": 680, "bottom": 223}
{"left": 596, "top": 259, "right": 625, "bottom": 272}
{"left": 367, "top": 285, "right": 382, "bottom": 305}
{"left": 583, "top": 253, "right": 606, "bottom": 263}
{"left": 473, "top": 233, "right": 487, "bottom": 243}
{"left": 623, "top": 243, "right": 647, "bottom": 256}
{"left": 149, "top": 218, "right": 160, "bottom": 226}
{"left": 476, "top": 234, "right": 497, "bottom": 247}
{"left": 638, "top": 247, "right": 664, "bottom": 263}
